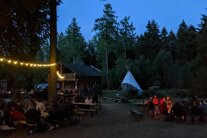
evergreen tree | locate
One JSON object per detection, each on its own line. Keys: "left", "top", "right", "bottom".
{"left": 36, "top": 40, "right": 50, "bottom": 62}
{"left": 59, "top": 18, "right": 86, "bottom": 63}
{"left": 132, "top": 55, "right": 152, "bottom": 89}
{"left": 93, "top": 3, "right": 119, "bottom": 89}
{"left": 174, "top": 22, "right": 197, "bottom": 89}
{"left": 0, "top": 0, "right": 54, "bottom": 60}
{"left": 152, "top": 50, "right": 173, "bottom": 88}
{"left": 185, "top": 25, "right": 197, "bottom": 61}
{"left": 119, "top": 16, "right": 136, "bottom": 60}
{"left": 137, "top": 20, "right": 162, "bottom": 60}
{"left": 168, "top": 30, "right": 177, "bottom": 61}
{"left": 175, "top": 20, "right": 188, "bottom": 65}
{"left": 161, "top": 27, "right": 168, "bottom": 50}
{"left": 0, "top": 0, "right": 61, "bottom": 91}
{"left": 83, "top": 38, "right": 98, "bottom": 66}
{"left": 190, "top": 14, "right": 207, "bottom": 95}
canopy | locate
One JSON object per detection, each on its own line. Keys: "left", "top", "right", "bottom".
{"left": 121, "top": 70, "right": 143, "bottom": 94}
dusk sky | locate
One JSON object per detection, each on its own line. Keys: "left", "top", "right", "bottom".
{"left": 57, "top": 0, "right": 207, "bottom": 40}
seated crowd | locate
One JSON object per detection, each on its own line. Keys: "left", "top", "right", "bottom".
{"left": 146, "top": 95, "right": 207, "bottom": 123}
{"left": 0, "top": 91, "right": 99, "bottom": 132}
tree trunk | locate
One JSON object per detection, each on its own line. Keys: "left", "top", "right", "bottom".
{"left": 48, "top": 0, "right": 57, "bottom": 102}
{"left": 105, "top": 47, "right": 109, "bottom": 92}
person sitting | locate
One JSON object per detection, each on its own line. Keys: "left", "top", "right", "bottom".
{"left": 35, "top": 98, "right": 48, "bottom": 117}
{"left": 0, "top": 98, "right": 16, "bottom": 130}
{"left": 170, "top": 102, "right": 188, "bottom": 121}
{"left": 190, "top": 101, "right": 200, "bottom": 123}
{"left": 158, "top": 98, "right": 168, "bottom": 115}
{"left": 148, "top": 97, "right": 155, "bottom": 117}
{"left": 46, "top": 100, "right": 73, "bottom": 130}
{"left": 7, "top": 98, "right": 26, "bottom": 121}
{"left": 198, "top": 100, "right": 207, "bottom": 122}
{"left": 9, "top": 107, "right": 26, "bottom": 121}
{"left": 25, "top": 107, "right": 40, "bottom": 124}
{"left": 85, "top": 97, "right": 92, "bottom": 104}
{"left": 75, "top": 94, "right": 84, "bottom": 103}
{"left": 92, "top": 94, "right": 98, "bottom": 103}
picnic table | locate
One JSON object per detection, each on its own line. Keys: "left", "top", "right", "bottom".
{"left": 73, "top": 102, "right": 97, "bottom": 117}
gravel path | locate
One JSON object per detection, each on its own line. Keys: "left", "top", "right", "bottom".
{"left": 1, "top": 100, "right": 207, "bottom": 138}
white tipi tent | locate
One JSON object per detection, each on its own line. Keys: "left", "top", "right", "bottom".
{"left": 121, "top": 70, "right": 143, "bottom": 94}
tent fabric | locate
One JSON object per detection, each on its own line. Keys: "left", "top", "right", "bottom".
{"left": 121, "top": 70, "right": 143, "bottom": 94}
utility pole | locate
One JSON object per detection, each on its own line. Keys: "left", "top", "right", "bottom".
{"left": 48, "top": 0, "right": 57, "bottom": 102}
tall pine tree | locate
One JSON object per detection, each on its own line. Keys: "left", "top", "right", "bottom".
{"left": 93, "top": 3, "right": 119, "bottom": 89}
{"left": 59, "top": 18, "right": 86, "bottom": 63}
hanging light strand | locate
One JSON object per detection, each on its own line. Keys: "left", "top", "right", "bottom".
{"left": 56, "top": 71, "right": 65, "bottom": 79}
{"left": 0, "top": 57, "right": 56, "bottom": 68}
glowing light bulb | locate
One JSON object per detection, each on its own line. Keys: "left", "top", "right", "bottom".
{"left": 13, "top": 61, "right": 18, "bottom": 64}
{"left": 7, "top": 60, "right": 12, "bottom": 63}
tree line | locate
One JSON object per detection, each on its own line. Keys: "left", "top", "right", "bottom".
{"left": 0, "top": 2, "right": 207, "bottom": 96}
{"left": 54, "top": 3, "right": 207, "bottom": 95}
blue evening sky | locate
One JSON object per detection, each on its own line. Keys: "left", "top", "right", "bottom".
{"left": 57, "top": 0, "right": 207, "bottom": 40}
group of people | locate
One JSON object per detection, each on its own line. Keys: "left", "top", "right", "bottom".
{"left": 147, "top": 95, "right": 173, "bottom": 117}
{"left": 0, "top": 91, "right": 79, "bottom": 131}
{"left": 74, "top": 94, "right": 99, "bottom": 104}
{"left": 170, "top": 99, "right": 207, "bottom": 123}
{"left": 0, "top": 90, "right": 100, "bottom": 132}
{"left": 146, "top": 95, "right": 207, "bottom": 123}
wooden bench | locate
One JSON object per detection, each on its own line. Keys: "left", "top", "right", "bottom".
{"left": 73, "top": 102, "right": 97, "bottom": 117}
{"left": 0, "top": 125, "right": 16, "bottom": 131}
{"left": 78, "top": 108, "right": 97, "bottom": 117}
{"left": 73, "top": 109, "right": 86, "bottom": 122}
{"left": 130, "top": 109, "right": 144, "bottom": 121}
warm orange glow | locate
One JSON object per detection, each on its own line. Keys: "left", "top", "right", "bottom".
{"left": 56, "top": 71, "right": 65, "bottom": 79}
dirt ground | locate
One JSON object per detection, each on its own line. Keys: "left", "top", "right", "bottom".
{"left": 1, "top": 99, "right": 207, "bottom": 138}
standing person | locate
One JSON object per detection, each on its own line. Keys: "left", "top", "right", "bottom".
{"left": 158, "top": 98, "right": 168, "bottom": 115}
{"left": 148, "top": 97, "right": 155, "bottom": 117}
{"left": 166, "top": 96, "right": 172, "bottom": 114}
{"left": 153, "top": 95, "right": 159, "bottom": 117}
{"left": 191, "top": 101, "right": 199, "bottom": 123}
{"left": 0, "top": 98, "right": 6, "bottom": 125}
{"left": 153, "top": 95, "right": 159, "bottom": 106}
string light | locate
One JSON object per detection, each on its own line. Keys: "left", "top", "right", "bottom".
{"left": 7, "top": 60, "right": 12, "bottom": 63}
{"left": 56, "top": 71, "right": 65, "bottom": 79}
{"left": 13, "top": 61, "right": 18, "bottom": 65}
{"left": 0, "top": 57, "right": 56, "bottom": 68}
